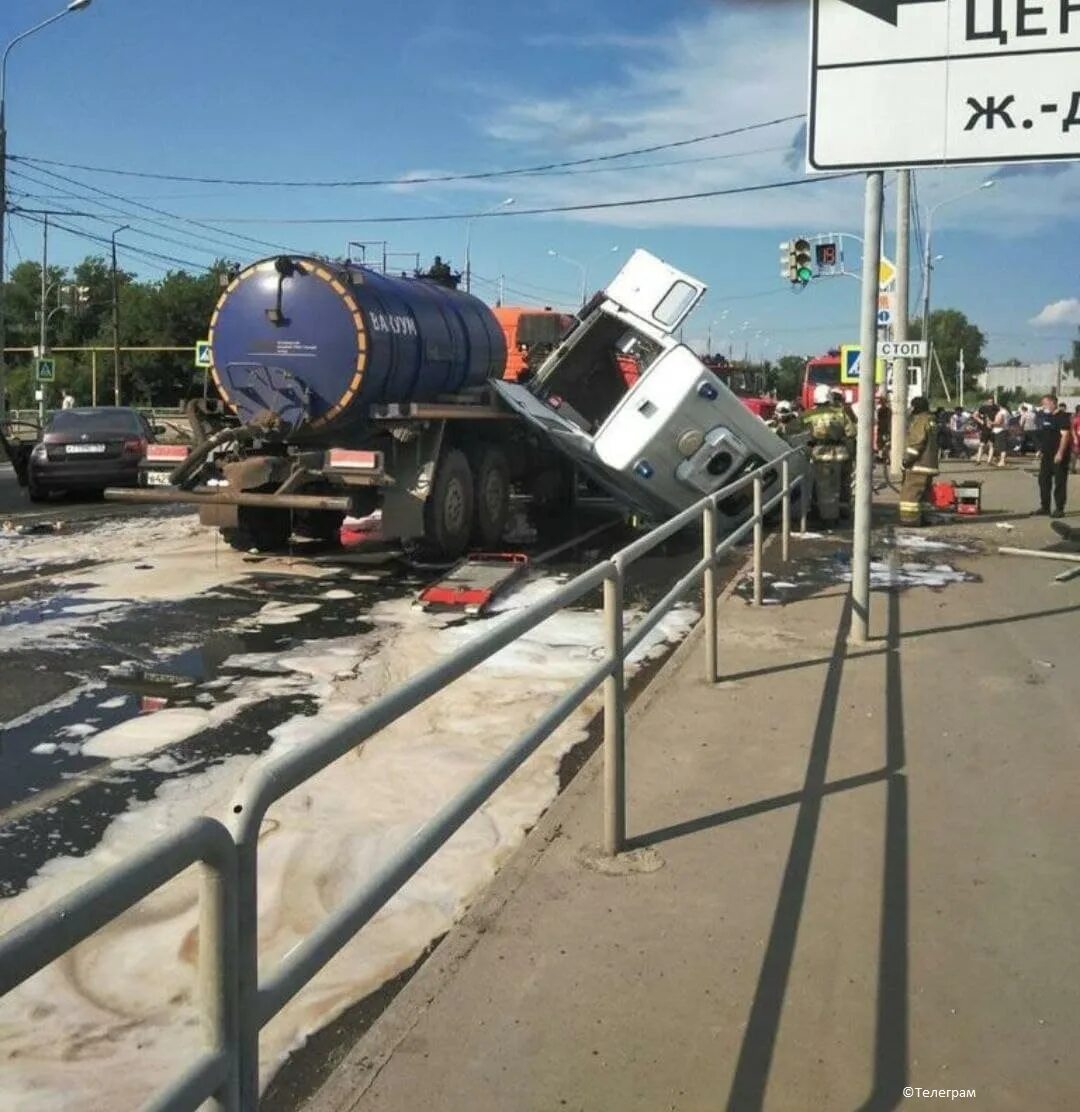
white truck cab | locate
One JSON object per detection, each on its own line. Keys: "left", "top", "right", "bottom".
{"left": 493, "top": 249, "right": 804, "bottom": 529}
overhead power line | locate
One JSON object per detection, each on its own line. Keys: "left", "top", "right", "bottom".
{"left": 11, "top": 160, "right": 298, "bottom": 256}
{"left": 12, "top": 210, "right": 210, "bottom": 273}
{"left": 9, "top": 114, "right": 806, "bottom": 189}
{"left": 181, "top": 171, "right": 859, "bottom": 225}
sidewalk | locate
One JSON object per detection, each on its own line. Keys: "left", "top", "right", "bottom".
{"left": 310, "top": 464, "right": 1080, "bottom": 1112}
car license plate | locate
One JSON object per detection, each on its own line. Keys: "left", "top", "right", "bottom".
{"left": 66, "top": 443, "right": 106, "bottom": 454}
{"left": 145, "top": 469, "right": 173, "bottom": 486}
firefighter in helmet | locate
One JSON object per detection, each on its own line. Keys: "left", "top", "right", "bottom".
{"left": 900, "top": 395, "right": 940, "bottom": 525}
{"left": 800, "top": 384, "right": 851, "bottom": 522}
{"left": 769, "top": 399, "right": 800, "bottom": 439}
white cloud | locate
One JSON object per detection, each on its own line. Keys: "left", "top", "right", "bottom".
{"left": 1030, "top": 299, "right": 1080, "bottom": 327}
{"left": 429, "top": 6, "right": 1080, "bottom": 234}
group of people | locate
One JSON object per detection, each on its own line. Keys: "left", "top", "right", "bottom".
{"left": 770, "top": 387, "right": 1075, "bottom": 523}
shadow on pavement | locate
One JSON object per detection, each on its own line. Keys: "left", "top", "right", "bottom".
{"left": 722, "top": 594, "right": 855, "bottom": 1111}
{"left": 860, "top": 586, "right": 909, "bottom": 1111}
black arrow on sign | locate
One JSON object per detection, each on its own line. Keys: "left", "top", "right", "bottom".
{"left": 838, "top": 0, "right": 946, "bottom": 26}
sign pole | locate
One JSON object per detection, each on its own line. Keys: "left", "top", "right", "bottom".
{"left": 890, "top": 169, "right": 911, "bottom": 477}
{"left": 851, "top": 170, "right": 884, "bottom": 646}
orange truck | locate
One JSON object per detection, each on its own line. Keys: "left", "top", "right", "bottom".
{"left": 491, "top": 306, "right": 576, "bottom": 382}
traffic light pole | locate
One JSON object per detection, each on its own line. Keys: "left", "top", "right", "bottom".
{"left": 890, "top": 169, "right": 911, "bottom": 477}
{"left": 851, "top": 171, "right": 884, "bottom": 647}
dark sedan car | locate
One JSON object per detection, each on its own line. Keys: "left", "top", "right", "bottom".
{"left": 27, "top": 407, "right": 155, "bottom": 502}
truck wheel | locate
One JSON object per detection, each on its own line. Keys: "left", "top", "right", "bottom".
{"left": 424, "top": 448, "right": 474, "bottom": 559}
{"left": 222, "top": 507, "right": 293, "bottom": 553}
{"left": 471, "top": 447, "right": 510, "bottom": 549}
{"left": 293, "top": 510, "right": 344, "bottom": 544}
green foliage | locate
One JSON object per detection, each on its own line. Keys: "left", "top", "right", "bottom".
{"left": 765, "top": 354, "right": 808, "bottom": 401}
{"left": 1, "top": 257, "right": 234, "bottom": 409}
{"left": 910, "top": 308, "right": 987, "bottom": 395}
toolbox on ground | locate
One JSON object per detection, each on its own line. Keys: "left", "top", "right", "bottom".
{"left": 954, "top": 481, "right": 982, "bottom": 515}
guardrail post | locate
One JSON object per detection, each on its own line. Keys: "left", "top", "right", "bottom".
{"left": 800, "top": 467, "right": 810, "bottom": 535}
{"left": 781, "top": 458, "right": 791, "bottom": 564}
{"left": 603, "top": 569, "right": 626, "bottom": 855}
{"left": 233, "top": 837, "right": 260, "bottom": 1108}
{"left": 703, "top": 500, "right": 718, "bottom": 683}
{"left": 200, "top": 856, "right": 240, "bottom": 1110}
{"left": 753, "top": 475, "right": 764, "bottom": 607}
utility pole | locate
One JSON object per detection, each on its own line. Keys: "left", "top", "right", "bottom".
{"left": 37, "top": 213, "right": 47, "bottom": 420}
{"left": 890, "top": 169, "right": 911, "bottom": 477}
{"left": 851, "top": 171, "right": 884, "bottom": 647}
{"left": 111, "top": 225, "right": 128, "bottom": 406}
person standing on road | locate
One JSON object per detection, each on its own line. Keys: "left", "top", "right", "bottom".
{"left": 1019, "top": 403, "right": 1037, "bottom": 455}
{"left": 974, "top": 395, "right": 996, "bottom": 464}
{"left": 990, "top": 401, "right": 1010, "bottom": 467}
{"left": 1034, "top": 394, "right": 1071, "bottom": 518}
{"left": 1071, "top": 404, "right": 1080, "bottom": 476}
{"left": 900, "top": 396, "right": 939, "bottom": 526}
{"left": 61, "top": 391, "right": 75, "bottom": 410}
{"left": 876, "top": 395, "right": 892, "bottom": 462}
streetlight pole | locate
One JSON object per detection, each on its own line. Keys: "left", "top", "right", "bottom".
{"left": 921, "top": 179, "right": 995, "bottom": 398}
{"left": 0, "top": 0, "right": 93, "bottom": 418}
{"left": 111, "top": 225, "right": 128, "bottom": 406}
{"left": 548, "top": 246, "right": 617, "bottom": 310}
{"left": 465, "top": 197, "right": 513, "bottom": 293}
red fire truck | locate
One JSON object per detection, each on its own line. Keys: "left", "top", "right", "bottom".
{"left": 702, "top": 356, "right": 776, "bottom": 421}
{"left": 799, "top": 350, "right": 924, "bottom": 412}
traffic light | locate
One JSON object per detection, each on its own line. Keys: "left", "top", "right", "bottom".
{"left": 780, "top": 238, "right": 814, "bottom": 286}
{"left": 793, "top": 238, "right": 813, "bottom": 284}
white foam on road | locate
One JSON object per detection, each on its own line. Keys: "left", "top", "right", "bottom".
{"left": 0, "top": 574, "right": 699, "bottom": 1109}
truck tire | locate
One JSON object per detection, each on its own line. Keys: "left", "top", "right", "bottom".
{"left": 471, "top": 446, "right": 510, "bottom": 549}
{"left": 221, "top": 507, "right": 293, "bottom": 553}
{"left": 423, "top": 448, "right": 474, "bottom": 559}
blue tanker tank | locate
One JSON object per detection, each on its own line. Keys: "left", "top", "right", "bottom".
{"left": 207, "top": 256, "right": 507, "bottom": 439}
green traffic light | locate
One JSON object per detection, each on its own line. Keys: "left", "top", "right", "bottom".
{"left": 797, "top": 266, "right": 813, "bottom": 283}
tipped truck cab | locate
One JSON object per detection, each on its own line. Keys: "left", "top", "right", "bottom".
{"left": 492, "top": 249, "right": 806, "bottom": 529}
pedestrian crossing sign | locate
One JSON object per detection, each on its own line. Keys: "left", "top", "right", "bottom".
{"left": 35, "top": 358, "right": 55, "bottom": 382}
{"left": 195, "top": 340, "right": 212, "bottom": 368}
{"left": 840, "top": 345, "right": 885, "bottom": 386}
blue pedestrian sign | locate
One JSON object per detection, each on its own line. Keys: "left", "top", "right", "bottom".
{"left": 195, "top": 340, "right": 212, "bottom": 368}
{"left": 35, "top": 358, "right": 55, "bottom": 382}
{"left": 839, "top": 344, "right": 885, "bottom": 386}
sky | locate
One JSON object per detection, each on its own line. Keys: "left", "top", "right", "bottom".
{"left": 3, "top": 0, "right": 1079, "bottom": 364}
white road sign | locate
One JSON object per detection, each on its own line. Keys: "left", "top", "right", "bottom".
{"left": 880, "top": 340, "right": 928, "bottom": 358}
{"left": 808, "top": 0, "right": 1080, "bottom": 170}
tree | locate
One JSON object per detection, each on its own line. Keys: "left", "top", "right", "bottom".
{"left": 765, "top": 354, "right": 807, "bottom": 401}
{"left": 910, "top": 308, "right": 987, "bottom": 398}
{"left": 0, "top": 256, "right": 234, "bottom": 408}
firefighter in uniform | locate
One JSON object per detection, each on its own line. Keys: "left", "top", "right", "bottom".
{"left": 768, "top": 400, "right": 801, "bottom": 439}
{"left": 900, "top": 396, "right": 939, "bottom": 525}
{"left": 801, "top": 384, "right": 852, "bottom": 522}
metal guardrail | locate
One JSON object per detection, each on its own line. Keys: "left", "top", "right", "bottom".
{"left": 0, "top": 448, "right": 808, "bottom": 1110}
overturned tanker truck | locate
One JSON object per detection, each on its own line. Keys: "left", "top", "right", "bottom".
{"left": 107, "top": 250, "right": 806, "bottom": 556}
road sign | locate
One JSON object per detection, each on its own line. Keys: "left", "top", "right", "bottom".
{"left": 880, "top": 340, "right": 927, "bottom": 359}
{"left": 35, "top": 358, "right": 55, "bottom": 382}
{"left": 840, "top": 344, "right": 886, "bottom": 385}
{"left": 195, "top": 340, "right": 212, "bottom": 368}
{"left": 808, "top": 0, "right": 1080, "bottom": 170}
{"left": 878, "top": 257, "right": 896, "bottom": 290}
{"left": 877, "top": 308, "right": 893, "bottom": 327}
